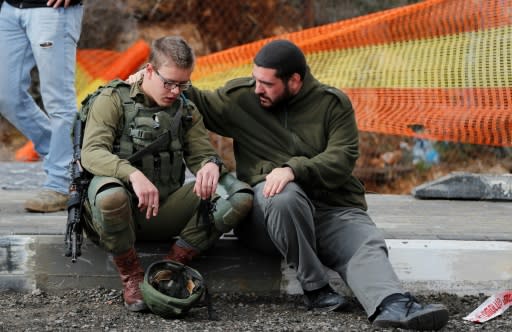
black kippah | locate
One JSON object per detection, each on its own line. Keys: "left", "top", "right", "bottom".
{"left": 254, "top": 39, "right": 306, "bottom": 79}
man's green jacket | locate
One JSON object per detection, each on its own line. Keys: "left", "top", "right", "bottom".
{"left": 186, "top": 69, "right": 367, "bottom": 210}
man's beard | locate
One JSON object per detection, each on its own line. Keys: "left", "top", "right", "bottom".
{"left": 259, "top": 85, "right": 293, "bottom": 110}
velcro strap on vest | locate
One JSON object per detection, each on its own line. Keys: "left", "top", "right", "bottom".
{"left": 130, "top": 117, "right": 158, "bottom": 141}
{"left": 130, "top": 128, "right": 155, "bottom": 140}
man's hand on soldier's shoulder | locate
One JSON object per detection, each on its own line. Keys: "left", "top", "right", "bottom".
{"left": 127, "top": 69, "right": 144, "bottom": 84}
{"left": 47, "top": 0, "right": 71, "bottom": 8}
{"left": 129, "top": 170, "right": 159, "bottom": 219}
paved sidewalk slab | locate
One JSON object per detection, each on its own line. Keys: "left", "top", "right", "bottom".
{"left": 1, "top": 161, "right": 511, "bottom": 296}
{"left": 2, "top": 190, "right": 511, "bottom": 241}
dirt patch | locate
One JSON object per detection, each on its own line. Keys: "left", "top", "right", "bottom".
{"left": 0, "top": 288, "right": 509, "bottom": 331}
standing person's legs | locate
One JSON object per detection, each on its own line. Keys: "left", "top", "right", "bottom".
{"left": 27, "top": 5, "right": 83, "bottom": 194}
{"left": 0, "top": 3, "right": 52, "bottom": 159}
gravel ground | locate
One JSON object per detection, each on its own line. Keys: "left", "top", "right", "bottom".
{"left": 1, "top": 288, "right": 511, "bottom": 331}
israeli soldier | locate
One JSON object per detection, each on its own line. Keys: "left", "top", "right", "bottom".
{"left": 80, "top": 36, "right": 252, "bottom": 312}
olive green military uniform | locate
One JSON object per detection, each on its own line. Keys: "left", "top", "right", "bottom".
{"left": 185, "top": 68, "right": 404, "bottom": 318}
{"left": 81, "top": 81, "right": 247, "bottom": 255}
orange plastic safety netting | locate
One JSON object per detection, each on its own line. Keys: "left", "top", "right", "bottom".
{"left": 191, "top": 0, "right": 512, "bottom": 147}
{"left": 75, "top": 40, "right": 150, "bottom": 104}
{"left": 15, "top": 0, "right": 512, "bottom": 162}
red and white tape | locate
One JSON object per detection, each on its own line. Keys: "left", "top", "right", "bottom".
{"left": 464, "top": 291, "right": 512, "bottom": 323}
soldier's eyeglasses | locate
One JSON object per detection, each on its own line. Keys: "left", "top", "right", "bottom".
{"left": 153, "top": 67, "right": 191, "bottom": 91}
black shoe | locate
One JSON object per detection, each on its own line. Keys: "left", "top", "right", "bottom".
{"left": 303, "top": 285, "right": 348, "bottom": 312}
{"left": 372, "top": 293, "right": 449, "bottom": 331}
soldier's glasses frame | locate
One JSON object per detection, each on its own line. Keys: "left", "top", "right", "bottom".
{"left": 153, "top": 67, "right": 192, "bottom": 91}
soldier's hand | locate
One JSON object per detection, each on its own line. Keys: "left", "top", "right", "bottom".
{"left": 47, "top": 0, "right": 71, "bottom": 8}
{"left": 194, "top": 162, "right": 220, "bottom": 200}
{"left": 263, "top": 167, "right": 295, "bottom": 198}
{"left": 129, "top": 170, "right": 159, "bottom": 219}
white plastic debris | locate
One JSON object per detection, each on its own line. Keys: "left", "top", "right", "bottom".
{"left": 464, "top": 291, "right": 512, "bottom": 323}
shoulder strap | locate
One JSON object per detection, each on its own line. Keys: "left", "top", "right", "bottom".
{"left": 78, "top": 79, "right": 132, "bottom": 121}
{"left": 112, "top": 82, "right": 138, "bottom": 159}
{"left": 223, "top": 77, "right": 254, "bottom": 94}
{"left": 75, "top": 80, "right": 132, "bottom": 150}
{"left": 324, "top": 86, "right": 353, "bottom": 110}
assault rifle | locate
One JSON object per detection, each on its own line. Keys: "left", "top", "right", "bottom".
{"left": 64, "top": 116, "right": 90, "bottom": 263}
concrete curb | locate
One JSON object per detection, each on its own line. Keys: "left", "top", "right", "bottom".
{"left": 2, "top": 234, "right": 512, "bottom": 296}
{"left": 0, "top": 235, "right": 283, "bottom": 295}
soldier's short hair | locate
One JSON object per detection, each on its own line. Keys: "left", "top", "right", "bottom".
{"left": 150, "top": 36, "right": 195, "bottom": 70}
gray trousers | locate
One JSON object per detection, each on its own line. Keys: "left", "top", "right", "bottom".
{"left": 236, "top": 181, "right": 403, "bottom": 317}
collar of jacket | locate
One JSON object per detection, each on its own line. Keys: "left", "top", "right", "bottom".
{"left": 286, "top": 66, "right": 319, "bottom": 107}
{"left": 130, "top": 80, "right": 155, "bottom": 106}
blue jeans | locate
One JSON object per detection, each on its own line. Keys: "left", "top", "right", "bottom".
{"left": 0, "top": 2, "right": 83, "bottom": 194}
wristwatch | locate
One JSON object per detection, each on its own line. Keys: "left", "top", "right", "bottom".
{"left": 206, "top": 156, "right": 223, "bottom": 171}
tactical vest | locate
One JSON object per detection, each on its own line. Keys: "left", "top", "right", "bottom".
{"left": 79, "top": 79, "right": 192, "bottom": 200}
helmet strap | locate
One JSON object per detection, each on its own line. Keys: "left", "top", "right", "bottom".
{"left": 204, "top": 285, "right": 219, "bottom": 321}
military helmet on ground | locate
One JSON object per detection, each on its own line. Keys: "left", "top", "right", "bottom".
{"left": 140, "top": 260, "right": 205, "bottom": 318}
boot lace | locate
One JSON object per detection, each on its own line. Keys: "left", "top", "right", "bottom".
{"left": 403, "top": 292, "right": 420, "bottom": 316}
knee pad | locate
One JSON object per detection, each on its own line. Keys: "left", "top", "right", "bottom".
{"left": 97, "top": 186, "right": 130, "bottom": 210}
{"left": 95, "top": 186, "right": 132, "bottom": 234}
{"left": 211, "top": 173, "right": 253, "bottom": 233}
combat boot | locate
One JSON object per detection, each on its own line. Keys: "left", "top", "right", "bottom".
{"left": 164, "top": 242, "right": 199, "bottom": 265}
{"left": 113, "top": 248, "right": 148, "bottom": 312}
{"left": 24, "top": 189, "right": 68, "bottom": 212}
